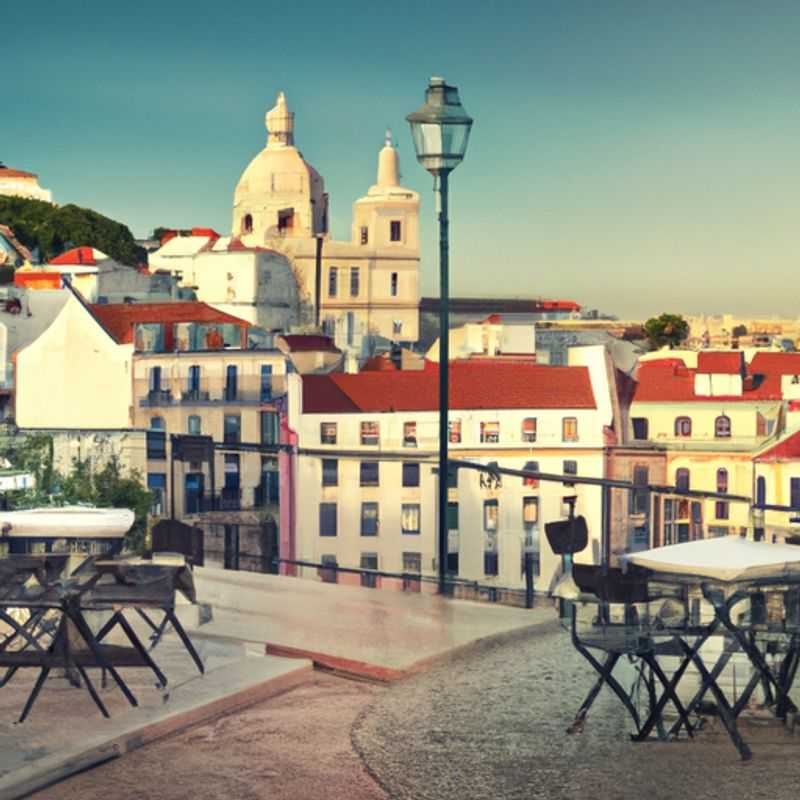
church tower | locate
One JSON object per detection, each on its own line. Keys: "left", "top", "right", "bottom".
{"left": 232, "top": 92, "right": 328, "bottom": 245}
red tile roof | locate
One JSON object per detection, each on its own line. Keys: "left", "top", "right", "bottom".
{"left": 697, "top": 351, "right": 743, "bottom": 374}
{"left": 303, "top": 361, "right": 596, "bottom": 413}
{"left": 749, "top": 352, "right": 800, "bottom": 376}
{"left": 49, "top": 247, "right": 100, "bottom": 266}
{"left": 280, "top": 335, "right": 339, "bottom": 353}
{"left": 0, "top": 167, "right": 37, "bottom": 179}
{"left": 90, "top": 302, "right": 249, "bottom": 344}
{"left": 633, "top": 359, "right": 782, "bottom": 403}
{"left": 754, "top": 430, "right": 800, "bottom": 462}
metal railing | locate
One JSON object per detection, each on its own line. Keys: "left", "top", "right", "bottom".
{"left": 137, "top": 376, "right": 287, "bottom": 408}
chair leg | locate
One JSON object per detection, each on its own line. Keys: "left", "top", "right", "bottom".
{"left": 75, "top": 664, "right": 110, "bottom": 718}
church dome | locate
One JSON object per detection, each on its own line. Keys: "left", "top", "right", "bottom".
{"left": 233, "top": 92, "right": 327, "bottom": 241}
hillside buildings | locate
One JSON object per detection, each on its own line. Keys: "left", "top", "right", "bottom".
{"left": 0, "top": 164, "right": 52, "bottom": 203}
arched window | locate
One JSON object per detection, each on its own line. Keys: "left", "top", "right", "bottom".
{"left": 676, "top": 468, "right": 690, "bottom": 493}
{"left": 187, "top": 415, "right": 201, "bottom": 435}
{"left": 715, "top": 415, "right": 731, "bottom": 438}
{"left": 675, "top": 417, "right": 692, "bottom": 437}
{"left": 716, "top": 468, "right": 728, "bottom": 493}
{"left": 242, "top": 213, "right": 253, "bottom": 234}
{"left": 756, "top": 476, "right": 767, "bottom": 506}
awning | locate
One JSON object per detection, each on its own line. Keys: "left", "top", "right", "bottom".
{"left": 623, "top": 537, "right": 800, "bottom": 583}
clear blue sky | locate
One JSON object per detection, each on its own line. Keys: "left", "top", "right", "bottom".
{"left": 6, "top": 1, "right": 800, "bottom": 318}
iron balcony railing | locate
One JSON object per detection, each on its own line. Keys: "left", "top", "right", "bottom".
{"left": 137, "top": 376, "right": 287, "bottom": 408}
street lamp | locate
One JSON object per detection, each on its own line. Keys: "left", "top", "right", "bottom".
{"left": 407, "top": 77, "right": 473, "bottom": 595}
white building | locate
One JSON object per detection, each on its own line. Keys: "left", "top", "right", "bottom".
{"left": 0, "top": 164, "right": 52, "bottom": 203}
{"left": 288, "top": 347, "right": 618, "bottom": 596}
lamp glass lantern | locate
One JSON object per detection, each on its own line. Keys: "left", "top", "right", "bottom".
{"left": 406, "top": 77, "right": 473, "bottom": 174}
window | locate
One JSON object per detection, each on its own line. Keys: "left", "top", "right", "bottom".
{"left": 447, "top": 466, "right": 458, "bottom": 489}
{"left": 350, "top": 267, "right": 360, "bottom": 297}
{"left": 360, "top": 421, "right": 379, "bottom": 445}
{"left": 522, "top": 418, "right": 537, "bottom": 443}
{"left": 187, "top": 415, "right": 201, "bottom": 435}
{"left": 449, "top": 419, "right": 462, "bottom": 443}
{"left": 360, "top": 461, "right": 380, "bottom": 486}
{"left": 347, "top": 312, "right": 355, "bottom": 346}
{"left": 148, "top": 473, "right": 167, "bottom": 516}
{"left": 361, "top": 502, "right": 379, "bottom": 536}
{"left": 260, "top": 364, "right": 273, "bottom": 402}
{"left": 630, "top": 465, "right": 649, "bottom": 515}
{"left": 756, "top": 412, "right": 768, "bottom": 437}
{"left": 149, "top": 366, "right": 162, "bottom": 393}
{"left": 319, "top": 554, "right": 338, "bottom": 583}
{"left": 480, "top": 421, "right": 500, "bottom": 444}
{"left": 360, "top": 553, "right": 378, "bottom": 588}
{"left": 328, "top": 267, "right": 338, "bottom": 297}
{"left": 188, "top": 365, "right": 201, "bottom": 394}
{"left": 147, "top": 429, "right": 166, "bottom": 460}
{"left": 392, "top": 320, "right": 403, "bottom": 336}
{"left": 447, "top": 502, "right": 459, "bottom": 530}
{"left": 390, "top": 272, "right": 398, "bottom": 297}
{"left": 675, "top": 416, "right": 692, "bottom": 437}
{"left": 242, "top": 213, "right": 253, "bottom": 234}
{"left": 322, "top": 459, "right": 338, "bottom": 487}
{"left": 402, "top": 462, "right": 420, "bottom": 487}
{"left": 756, "top": 476, "right": 766, "bottom": 506}
{"left": 321, "top": 422, "right": 337, "bottom": 445}
{"left": 676, "top": 468, "right": 690, "bottom": 493}
{"left": 715, "top": 501, "right": 729, "bottom": 520}
{"left": 562, "top": 417, "right": 578, "bottom": 442}
{"left": 402, "top": 552, "right": 422, "bottom": 592}
{"left": 225, "top": 365, "right": 238, "bottom": 401}
{"left": 715, "top": 415, "right": 731, "bottom": 438}
{"left": 403, "top": 421, "right": 417, "bottom": 447}
{"left": 632, "top": 418, "right": 649, "bottom": 440}
{"left": 484, "top": 538, "right": 498, "bottom": 576}
{"left": 224, "top": 414, "right": 241, "bottom": 444}
{"left": 319, "top": 503, "right": 337, "bottom": 537}
{"left": 150, "top": 416, "right": 165, "bottom": 430}
{"left": 224, "top": 454, "right": 240, "bottom": 490}
{"left": 360, "top": 226, "right": 368, "bottom": 245}
{"left": 716, "top": 468, "right": 728, "bottom": 494}
{"left": 390, "top": 220, "right": 402, "bottom": 241}
{"left": 401, "top": 503, "right": 421, "bottom": 534}
{"left": 792, "top": 478, "right": 800, "bottom": 509}
{"left": 563, "top": 460, "right": 577, "bottom": 487}
{"left": 261, "top": 411, "right": 279, "bottom": 445}
{"left": 522, "top": 460, "right": 540, "bottom": 488}
{"left": 483, "top": 499, "right": 499, "bottom": 532}
{"left": 523, "top": 496, "right": 539, "bottom": 527}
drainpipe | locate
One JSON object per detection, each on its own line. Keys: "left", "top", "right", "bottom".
{"left": 278, "top": 408, "right": 298, "bottom": 576}
{"left": 314, "top": 235, "right": 323, "bottom": 329}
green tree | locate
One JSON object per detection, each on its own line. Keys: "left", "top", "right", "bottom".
{"left": 0, "top": 196, "right": 145, "bottom": 266}
{"left": 643, "top": 313, "right": 690, "bottom": 350}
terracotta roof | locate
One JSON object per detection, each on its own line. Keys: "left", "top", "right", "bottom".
{"left": 90, "top": 302, "right": 249, "bottom": 344}
{"left": 754, "top": 430, "right": 800, "bottom": 462}
{"left": 697, "top": 351, "right": 743, "bottom": 374}
{"left": 302, "top": 361, "right": 596, "bottom": 413}
{"left": 633, "top": 359, "right": 781, "bottom": 403}
{"left": 749, "top": 352, "right": 800, "bottom": 376}
{"left": 49, "top": 247, "right": 107, "bottom": 266}
{"left": 280, "top": 335, "right": 338, "bottom": 353}
{"left": 0, "top": 167, "right": 37, "bottom": 179}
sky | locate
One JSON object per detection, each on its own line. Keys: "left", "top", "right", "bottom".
{"left": 6, "top": 0, "right": 800, "bottom": 319}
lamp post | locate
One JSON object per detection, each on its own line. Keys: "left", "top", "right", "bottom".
{"left": 407, "top": 77, "right": 473, "bottom": 595}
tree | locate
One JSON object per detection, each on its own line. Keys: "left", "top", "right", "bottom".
{"left": 0, "top": 433, "right": 152, "bottom": 552}
{"left": 0, "top": 196, "right": 145, "bottom": 266}
{"left": 643, "top": 313, "right": 690, "bottom": 350}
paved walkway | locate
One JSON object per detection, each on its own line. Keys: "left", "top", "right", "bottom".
{"left": 194, "top": 567, "right": 557, "bottom": 679}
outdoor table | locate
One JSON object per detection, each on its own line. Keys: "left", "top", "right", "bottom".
{"left": 566, "top": 538, "right": 800, "bottom": 760}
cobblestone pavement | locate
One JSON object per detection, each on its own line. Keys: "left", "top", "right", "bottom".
{"left": 33, "top": 674, "right": 385, "bottom": 800}
{"left": 353, "top": 627, "right": 800, "bottom": 800}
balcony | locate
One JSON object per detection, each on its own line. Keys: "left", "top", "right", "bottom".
{"left": 136, "top": 376, "right": 287, "bottom": 408}
{"left": 185, "top": 485, "right": 278, "bottom": 516}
